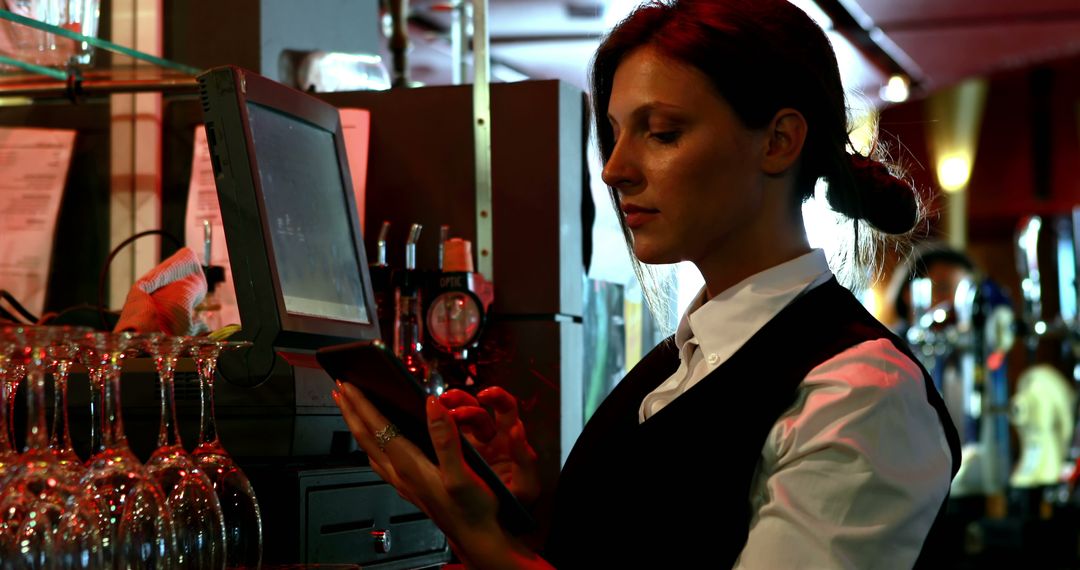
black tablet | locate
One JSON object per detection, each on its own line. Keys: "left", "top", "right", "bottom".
{"left": 316, "top": 339, "right": 536, "bottom": 535}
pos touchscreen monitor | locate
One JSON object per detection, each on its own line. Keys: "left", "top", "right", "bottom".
{"left": 197, "top": 66, "right": 380, "bottom": 382}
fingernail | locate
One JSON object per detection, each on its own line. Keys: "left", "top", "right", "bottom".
{"left": 335, "top": 380, "right": 344, "bottom": 391}
{"left": 331, "top": 390, "right": 340, "bottom": 401}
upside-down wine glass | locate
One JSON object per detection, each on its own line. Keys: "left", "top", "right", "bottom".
{"left": 0, "top": 327, "right": 20, "bottom": 485}
{"left": 79, "top": 331, "right": 178, "bottom": 568}
{"left": 0, "top": 325, "right": 23, "bottom": 561}
{"left": 141, "top": 333, "right": 227, "bottom": 569}
{"left": 190, "top": 338, "right": 262, "bottom": 568}
{"left": 5, "top": 359, "right": 25, "bottom": 453}
{"left": 49, "top": 338, "right": 86, "bottom": 482}
{"left": 0, "top": 325, "right": 104, "bottom": 568}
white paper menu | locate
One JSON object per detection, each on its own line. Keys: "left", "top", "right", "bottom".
{"left": 0, "top": 127, "right": 76, "bottom": 316}
{"left": 339, "top": 108, "right": 371, "bottom": 230}
{"left": 184, "top": 125, "right": 241, "bottom": 328}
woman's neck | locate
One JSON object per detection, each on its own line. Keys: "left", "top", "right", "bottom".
{"left": 697, "top": 216, "right": 811, "bottom": 300}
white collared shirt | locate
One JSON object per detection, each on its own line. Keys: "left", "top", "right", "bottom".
{"left": 639, "top": 250, "right": 953, "bottom": 569}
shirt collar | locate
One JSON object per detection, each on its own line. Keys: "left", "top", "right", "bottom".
{"left": 674, "top": 249, "right": 834, "bottom": 366}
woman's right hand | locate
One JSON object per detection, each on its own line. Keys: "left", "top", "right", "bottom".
{"left": 440, "top": 387, "right": 541, "bottom": 506}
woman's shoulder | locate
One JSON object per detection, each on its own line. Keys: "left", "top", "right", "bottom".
{"left": 806, "top": 337, "right": 925, "bottom": 391}
{"left": 771, "top": 338, "right": 944, "bottom": 455}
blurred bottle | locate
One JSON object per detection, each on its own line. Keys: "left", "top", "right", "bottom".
{"left": 3, "top": 0, "right": 100, "bottom": 66}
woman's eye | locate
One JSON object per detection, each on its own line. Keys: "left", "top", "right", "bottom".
{"left": 649, "top": 131, "right": 681, "bottom": 144}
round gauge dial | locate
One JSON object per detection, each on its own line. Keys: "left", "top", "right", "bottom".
{"left": 426, "top": 290, "right": 483, "bottom": 351}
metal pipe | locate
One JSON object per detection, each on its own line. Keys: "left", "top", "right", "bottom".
{"left": 376, "top": 221, "right": 391, "bottom": 267}
{"left": 471, "top": 0, "right": 493, "bottom": 281}
{"left": 405, "top": 223, "right": 423, "bottom": 270}
{"left": 439, "top": 224, "right": 450, "bottom": 270}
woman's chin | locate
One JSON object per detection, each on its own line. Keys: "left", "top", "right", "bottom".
{"left": 632, "top": 244, "right": 680, "bottom": 266}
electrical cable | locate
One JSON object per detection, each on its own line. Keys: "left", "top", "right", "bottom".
{"left": 0, "top": 306, "right": 23, "bottom": 324}
{"left": 38, "top": 303, "right": 100, "bottom": 326}
{"left": 0, "top": 289, "right": 39, "bottom": 323}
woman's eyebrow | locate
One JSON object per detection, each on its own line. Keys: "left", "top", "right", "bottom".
{"left": 608, "top": 101, "right": 688, "bottom": 127}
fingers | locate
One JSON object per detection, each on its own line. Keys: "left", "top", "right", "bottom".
{"left": 509, "top": 423, "right": 537, "bottom": 463}
{"left": 336, "top": 383, "right": 449, "bottom": 502}
{"left": 448, "top": 406, "right": 497, "bottom": 443}
{"left": 333, "top": 382, "right": 408, "bottom": 480}
{"left": 334, "top": 384, "right": 498, "bottom": 532}
{"left": 476, "top": 386, "right": 518, "bottom": 414}
{"left": 369, "top": 460, "right": 422, "bottom": 504}
{"left": 426, "top": 396, "right": 469, "bottom": 486}
{"left": 478, "top": 386, "right": 521, "bottom": 432}
{"left": 440, "top": 389, "right": 480, "bottom": 409}
{"left": 332, "top": 385, "right": 385, "bottom": 461}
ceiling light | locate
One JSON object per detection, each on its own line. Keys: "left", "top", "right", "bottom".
{"left": 879, "top": 74, "right": 910, "bottom": 103}
{"left": 937, "top": 153, "right": 973, "bottom": 192}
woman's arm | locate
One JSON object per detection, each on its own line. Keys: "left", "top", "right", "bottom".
{"left": 734, "top": 339, "right": 953, "bottom": 569}
{"left": 333, "top": 382, "right": 554, "bottom": 570}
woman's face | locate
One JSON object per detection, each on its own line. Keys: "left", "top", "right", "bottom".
{"left": 602, "top": 45, "right": 769, "bottom": 266}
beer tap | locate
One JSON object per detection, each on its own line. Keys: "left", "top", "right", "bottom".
{"left": 376, "top": 221, "right": 391, "bottom": 267}
{"left": 1016, "top": 216, "right": 1045, "bottom": 360}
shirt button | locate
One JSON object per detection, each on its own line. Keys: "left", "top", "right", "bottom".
{"left": 707, "top": 353, "right": 719, "bottom": 365}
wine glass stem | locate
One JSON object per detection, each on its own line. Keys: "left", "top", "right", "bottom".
{"left": 6, "top": 373, "right": 19, "bottom": 449}
{"left": 197, "top": 355, "right": 220, "bottom": 447}
{"left": 50, "top": 361, "right": 75, "bottom": 452}
{"left": 0, "top": 371, "right": 12, "bottom": 455}
{"left": 24, "top": 346, "right": 49, "bottom": 452}
{"left": 157, "top": 355, "right": 183, "bottom": 448}
{"left": 88, "top": 367, "right": 103, "bottom": 454}
{"left": 103, "top": 356, "right": 127, "bottom": 448}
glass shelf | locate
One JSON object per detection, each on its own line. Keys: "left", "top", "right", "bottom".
{"left": 0, "top": 8, "right": 201, "bottom": 99}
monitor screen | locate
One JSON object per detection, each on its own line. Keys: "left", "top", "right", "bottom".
{"left": 199, "top": 65, "right": 380, "bottom": 373}
{"left": 245, "top": 101, "right": 370, "bottom": 325}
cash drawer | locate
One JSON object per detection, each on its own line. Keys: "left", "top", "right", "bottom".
{"left": 305, "top": 473, "right": 448, "bottom": 566}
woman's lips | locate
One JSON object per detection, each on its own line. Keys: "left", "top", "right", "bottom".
{"left": 625, "top": 211, "right": 658, "bottom": 229}
{"left": 622, "top": 204, "right": 659, "bottom": 229}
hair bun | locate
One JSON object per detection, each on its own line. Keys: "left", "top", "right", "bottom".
{"left": 844, "top": 154, "right": 918, "bottom": 235}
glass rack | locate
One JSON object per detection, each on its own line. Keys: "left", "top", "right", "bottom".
{"left": 0, "top": 8, "right": 200, "bottom": 99}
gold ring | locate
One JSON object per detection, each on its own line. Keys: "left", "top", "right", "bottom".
{"left": 374, "top": 423, "right": 402, "bottom": 451}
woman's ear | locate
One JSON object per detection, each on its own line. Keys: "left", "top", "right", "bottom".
{"left": 761, "top": 108, "right": 807, "bottom": 175}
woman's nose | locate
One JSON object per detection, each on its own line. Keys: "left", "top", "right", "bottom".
{"left": 601, "top": 139, "right": 642, "bottom": 191}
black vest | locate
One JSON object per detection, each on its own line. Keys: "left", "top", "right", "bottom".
{"left": 544, "top": 278, "right": 961, "bottom": 568}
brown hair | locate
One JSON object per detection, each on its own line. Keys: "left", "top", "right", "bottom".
{"left": 592, "top": 0, "right": 920, "bottom": 319}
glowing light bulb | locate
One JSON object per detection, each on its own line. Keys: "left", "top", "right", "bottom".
{"left": 880, "top": 75, "right": 910, "bottom": 103}
{"left": 937, "top": 154, "right": 972, "bottom": 192}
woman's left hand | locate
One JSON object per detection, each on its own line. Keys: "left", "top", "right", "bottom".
{"left": 332, "top": 380, "right": 502, "bottom": 542}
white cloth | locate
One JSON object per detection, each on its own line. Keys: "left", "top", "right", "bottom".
{"left": 114, "top": 247, "right": 210, "bottom": 336}
{"left": 639, "top": 249, "right": 953, "bottom": 569}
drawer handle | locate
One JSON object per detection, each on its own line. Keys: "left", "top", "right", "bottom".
{"left": 371, "top": 529, "right": 392, "bottom": 553}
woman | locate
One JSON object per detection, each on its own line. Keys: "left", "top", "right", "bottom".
{"left": 333, "top": 0, "right": 960, "bottom": 567}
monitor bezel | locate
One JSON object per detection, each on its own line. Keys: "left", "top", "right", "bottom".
{"left": 199, "top": 66, "right": 380, "bottom": 355}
